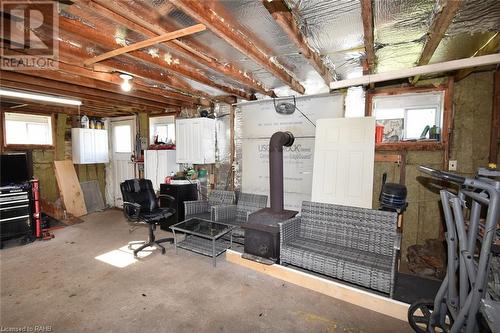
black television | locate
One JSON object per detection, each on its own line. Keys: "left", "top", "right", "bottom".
{"left": 0, "top": 152, "right": 33, "bottom": 186}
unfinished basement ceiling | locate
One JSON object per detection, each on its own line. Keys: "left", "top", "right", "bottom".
{"left": 2, "top": 0, "right": 499, "bottom": 115}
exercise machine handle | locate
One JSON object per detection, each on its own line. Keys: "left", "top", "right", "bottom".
{"left": 418, "top": 165, "right": 466, "bottom": 185}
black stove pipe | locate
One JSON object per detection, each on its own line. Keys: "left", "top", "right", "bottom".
{"left": 269, "top": 131, "right": 294, "bottom": 213}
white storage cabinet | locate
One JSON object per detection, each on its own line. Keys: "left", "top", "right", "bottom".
{"left": 72, "top": 128, "right": 109, "bottom": 164}
{"left": 175, "top": 118, "right": 215, "bottom": 164}
{"left": 144, "top": 150, "right": 179, "bottom": 190}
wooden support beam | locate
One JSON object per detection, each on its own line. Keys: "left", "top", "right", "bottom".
{"left": 412, "top": 0, "right": 462, "bottom": 83}
{"left": 71, "top": 0, "right": 274, "bottom": 97}
{"left": 262, "top": 0, "right": 333, "bottom": 84}
{"left": 442, "top": 77, "right": 454, "bottom": 170}
{"left": 169, "top": 0, "right": 305, "bottom": 94}
{"left": 360, "top": 0, "right": 376, "bottom": 73}
{"left": 0, "top": 72, "right": 173, "bottom": 112}
{"left": 83, "top": 24, "right": 206, "bottom": 66}
{"left": 490, "top": 70, "right": 500, "bottom": 165}
{"left": 1, "top": 69, "right": 181, "bottom": 109}
{"left": 226, "top": 250, "right": 409, "bottom": 322}
{"left": 57, "top": 15, "right": 251, "bottom": 100}
{"left": 455, "top": 33, "right": 500, "bottom": 81}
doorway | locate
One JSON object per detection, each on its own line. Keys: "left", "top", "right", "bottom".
{"left": 109, "top": 117, "right": 136, "bottom": 208}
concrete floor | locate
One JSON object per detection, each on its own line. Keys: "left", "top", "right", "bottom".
{"left": 1, "top": 210, "right": 413, "bottom": 333}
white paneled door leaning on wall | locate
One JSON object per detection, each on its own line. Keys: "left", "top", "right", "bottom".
{"left": 311, "top": 117, "right": 376, "bottom": 209}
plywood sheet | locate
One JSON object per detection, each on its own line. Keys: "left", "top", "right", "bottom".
{"left": 54, "top": 160, "right": 87, "bottom": 217}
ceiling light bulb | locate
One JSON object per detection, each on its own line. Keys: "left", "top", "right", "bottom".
{"left": 119, "top": 74, "right": 133, "bottom": 92}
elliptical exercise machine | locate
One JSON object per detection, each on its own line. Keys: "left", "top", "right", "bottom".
{"left": 408, "top": 166, "right": 500, "bottom": 333}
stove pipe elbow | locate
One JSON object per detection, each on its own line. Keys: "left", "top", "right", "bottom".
{"left": 269, "top": 131, "right": 294, "bottom": 213}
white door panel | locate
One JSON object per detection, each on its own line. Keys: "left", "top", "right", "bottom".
{"left": 312, "top": 117, "right": 375, "bottom": 209}
{"left": 110, "top": 119, "right": 135, "bottom": 208}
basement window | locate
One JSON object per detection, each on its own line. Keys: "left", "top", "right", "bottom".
{"left": 4, "top": 112, "right": 53, "bottom": 146}
{"left": 149, "top": 115, "right": 175, "bottom": 144}
{"left": 367, "top": 88, "right": 448, "bottom": 150}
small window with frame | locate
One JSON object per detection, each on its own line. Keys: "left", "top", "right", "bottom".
{"left": 3, "top": 112, "right": 54, "bottom": 147}
{"left": 368, "top": 88, "right": 447, "bottom": 150}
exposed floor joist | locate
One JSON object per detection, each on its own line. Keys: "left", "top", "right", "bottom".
{"left": 83, "top": 24, "right": 206, "bottom": 66}
{"left": 262, "top": 0, "right": 333, "bottom": 84}
{"left": 72, "top": 0, "right": 273, "bottom": 97}
{"left": 360, "top": 0, "right": 376, "bottom": 74}
{"left": 169, "top": 0, "right": 305, "bottom": 94}
{"left": 412, "top": 0, "right": 462, "bottom": 83}
{"left": 1, "top": 71, "right": 177, "bottom": 113}
{"left": 59, "top": 9, "right": 251, "bottom": 100}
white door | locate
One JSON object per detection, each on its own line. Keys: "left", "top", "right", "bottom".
{"left": 110, "top": 118, "right": 136, "bottom": 208}
{"left": 311, "top": 117, "right": 376, "bottom": 209}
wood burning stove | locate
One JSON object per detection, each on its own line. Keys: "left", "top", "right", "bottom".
{"left": 242, "top": 131, "right": 298, "bottom": 263}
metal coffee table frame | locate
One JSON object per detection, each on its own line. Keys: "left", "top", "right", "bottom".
{"left": 170, "top": 218, "right": 235, "bottom": 267}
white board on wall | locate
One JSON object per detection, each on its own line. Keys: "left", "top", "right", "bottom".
{"left": 240, "top": 94, "right": 344, "bottom": 138}
{"left": 239, "top": 94, "right": 344, "bottom": 210}
{"left": 311, "top": 117, "right": 376, "bottom": 209}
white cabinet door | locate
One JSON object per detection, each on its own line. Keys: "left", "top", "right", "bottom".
{"left": 80, "top": 129, "right": 95, "bottom": 164}
{"left": 94, "top": 129, "right": 109, "bottom": 163}
{"left": 311, "top": 117, "right": 376, "bottom": 209}
{"left": 72, "top": 128, "right": 108, "bottom": 164}
{"left": 175, "top": 118, "right": 215, "bottom": 164}
{"left": 175, "top": 121, "right": 188, "bottom": 163}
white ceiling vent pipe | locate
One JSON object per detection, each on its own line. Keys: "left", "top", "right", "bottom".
{"left": 330, "top": 54, "right": 500, "bottom": 90}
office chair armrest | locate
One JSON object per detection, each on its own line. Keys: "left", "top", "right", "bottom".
{"left": 123, "top": 201, "right": 141, "bottom": 221}
{"left": 158, "top": 194, "right": 175, "bottom": 205}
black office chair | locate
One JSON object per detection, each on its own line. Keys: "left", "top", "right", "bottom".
{"left": 120, "top": 179, "right": 175, "bottom": 257}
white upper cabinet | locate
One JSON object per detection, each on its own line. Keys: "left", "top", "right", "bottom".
{"left": 175, "top": 118, "right": 215, "bottom": 164}
{"left": 72, "top": 128, "right": 109, "bottom": 164}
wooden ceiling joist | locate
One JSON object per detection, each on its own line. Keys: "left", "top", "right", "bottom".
{"left": 262, "top": 0, "right": 333, "bottom": 84}
{"left": 57, "top": 14, "right": 250, "bottom": 100}
{"left": 169, "top": 0, "right": 305, "bottom": 94}
{"left": 1, "top": 71, "right": 176, "bottom": 112}
{"left": 412, "top": 0, "right": 462, "bottom": 83}
{"left": 360, "top": 0, "right": 376, "bottom": 74}
{"left": 83, "top": 24, "right": 206, "bottom": 66}
{"left": 455, "top": 33, "right": 500, "bottom": 81}
{"left": 71, "top": 0, "right": 274, "bottom": 97}
{"left": 0, "top": 15, "right": 210, "bottom": 104}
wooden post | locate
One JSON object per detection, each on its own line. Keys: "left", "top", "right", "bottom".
{"left": 55, "top": 114, "right": 68, "bottom": 161}
{"left": 442, "top": 77, "right": 454, "bottom": 170}
{"left": 489, "top": 70, "right": 500, "bottom": 164}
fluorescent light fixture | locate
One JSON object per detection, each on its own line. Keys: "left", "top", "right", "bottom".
{"left": 0, "top": 89, "right": 82, "bottom": 106}
{"left": 120, "top": 73, "right": 133, "bottom": 92}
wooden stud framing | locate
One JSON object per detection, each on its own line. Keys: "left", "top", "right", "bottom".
{"left": 442, "top": 77, "right": 454, "bottom": 170}
{"left": 360, "top": 0, "right": 376, "bottom": 73}
{"left": 56, "top": 16, "right": 251, "bottom": 100}
{"left": 262, "top": 0, "right": 333, "bottom": 84}
{"left": 169, "top": 0, "right": 305, "bottom": 94}
{"left": 72, "top": 0, "right": 274, "bottom": 97}
{"left": 412, "top": 0, "right": 462, "bottom": 83}
{"left": 490, "top": 70, "right": 500, "bottom": 164}
{"left": 83, "top": 24, "right": 206, "bottom": 66}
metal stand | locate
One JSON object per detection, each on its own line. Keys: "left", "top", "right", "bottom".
{"left": 408, "top": 166, "right": 500, "bottom": 333}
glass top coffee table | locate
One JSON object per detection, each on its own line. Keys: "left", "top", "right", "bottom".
{"left": 170, "top": 218, "right": 236, "bottom": 267}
